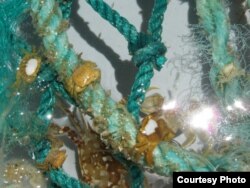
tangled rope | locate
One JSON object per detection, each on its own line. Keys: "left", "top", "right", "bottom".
{"left": 3, "top": 0, "right": 250, "bottom": 187}
{"left": 86, "top": 0, "right": 168, "bottom": 121}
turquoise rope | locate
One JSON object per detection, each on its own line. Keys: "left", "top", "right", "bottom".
{"left": 0, "top": 12, "right": 84, "bottom": 182}
{"left": 196, "top": 0, "right": 232, "bottom": 68}
{"left": 86, "top": 0, "right": 140, "bottom": 46}
{"left": 36, "top": 64, "right": 76, "bottom": 106}
{"left": 114, "top": 153, "right": 145, "bottom": 188}
{"left": 128, "top": 40, "right": 166, "bottom": 121}
{"left": 34, "top": 65, "right": 89, "bottom": 187}
{"left": 56, "top": 0, "right": 74, "bottom": 19}
{"left": 148, "top": 0, "right": 167, "bottom": 42}
{"left": 32, "top": 139, "right": 52, "bottom": 163}
{"left": 49, "top": 169, "right": 90, "bottom": 188}
{"left": 0, "top": 0, "right": 24, "bottom": 107}
{"left": 0, "top": 0, "right": 28, "bottom": 95}
{"left": 0, "top": 0, "right": 29, "bottom": 152}
{"left": 52, "top": 81, "right": 76, "bottom": 105}
{"left": 34, "top": 78, "right": 89, "bottom": 188}
{"left": 37, "top": 87, "right": 55, "bottom": 125}
{"left": 30, "top": 0, "right": 214, "bottom": 176}
{"left": 196, "top": 0, "right": 242, "bottom": 104}
{"left": 80, "top": 84, "right": 215, "bottom": 174}
{"left": 196, "top": 0, "right": 250, "bottom": 171}
{"left": 32, "top": 139, "right": 89, "bottom": 188}
{"left": 85, "top": 0, "right": 168, "bottom": 121}
{"left": 30, "top": 0, "right": 79, "bottom": 78}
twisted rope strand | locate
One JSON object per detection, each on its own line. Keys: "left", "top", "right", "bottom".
{"left": 86, "top": 0, "right": 139, "bottom": 46}
{"left": 196, "top": 0, "right": 232, "bottom": 68}
{"left": 127, "top": 41, "right": 167, "bottom": 120}
{"left": 127, "top": 63, "right": 154, "bottom": 120}
{"left": 57, "top": 0, "right": 74, "bottom": 19}
{"left": 196, "top": 0, "right": 250, "bottom": 171}
{"left": 148, "top": 0, "right": 168, "bottom": 42}
{"left": 49, "top": 169, "right": 90, "bottom": 188}
{"left": 196, "top": 0, "right": 242, "bottom": 103}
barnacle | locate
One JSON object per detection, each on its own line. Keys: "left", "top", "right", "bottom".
{"left": 217, "top": 62, "right": 245, "bottom": 91}
{"left": 140, "top": 93, "right": 164, "bottom": 115}
{"left": 16, "top": 52, "right": 41, "bottom": 83}
{"left": 65, "top": 61, "right": 101, "bottom": 98}
{"left": 135, "top": 114, "right": 176, "bottom": 165}
{"left": 36, "top": 125, "right": 67, "bottom": 171}
{"left": 36, "top": 150, "right": 67, "bottom": 171}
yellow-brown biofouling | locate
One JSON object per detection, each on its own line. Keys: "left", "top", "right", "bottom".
{"left": 17, "top": 53, "right": 41, "bottom": 83}
{"left": 217, "top": 62, "right": 245, "bottom": 91}
{"left": 36, "top": 150, "right": 67, "bottom": 171}
{"left": 36, "top": 125, "right": 67, "bottom": 171}
{"left": 65, "top": 61, "right": 101, "bottom": 98}
{"left": 135, "top": 114, "right": 176, "bottom": 166}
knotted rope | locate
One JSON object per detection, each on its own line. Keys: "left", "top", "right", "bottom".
{"left": 86, "top": 0, "right": 168, "bottom": 121}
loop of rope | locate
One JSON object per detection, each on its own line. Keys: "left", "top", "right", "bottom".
{"left": 85, "top": 0, "right": 168, "bottom": 121}
{"left": 127, "top": 41, "right": 167, "bottom": 120}
{"left": 128, "top": 0, "right": 168, "bottom": 121}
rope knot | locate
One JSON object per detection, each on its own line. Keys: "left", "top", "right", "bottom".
{"left": 131, "top": 41, "right": 167, "bottom": 71}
